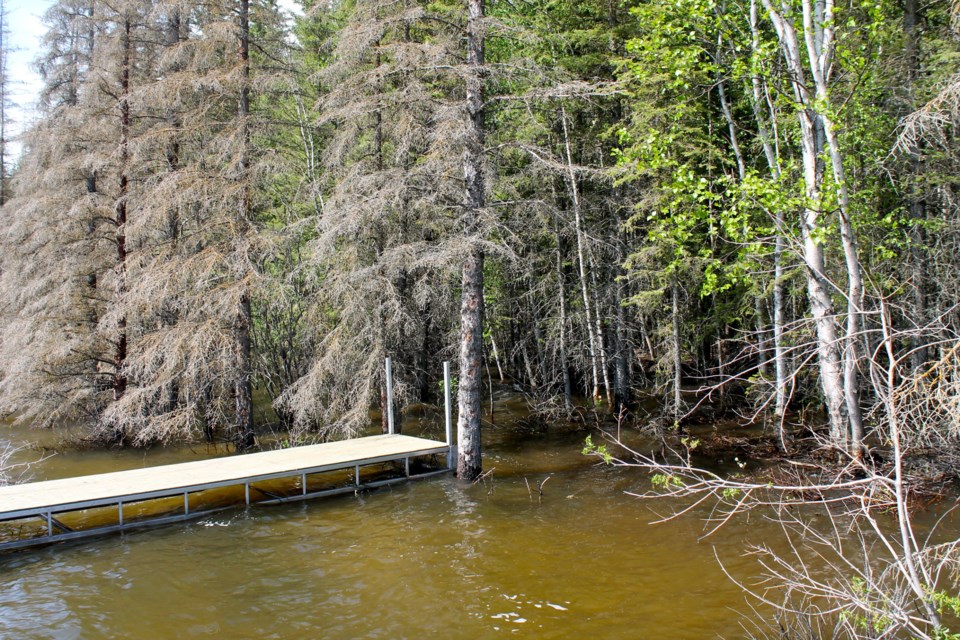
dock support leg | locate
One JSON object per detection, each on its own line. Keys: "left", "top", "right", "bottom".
{"left": 355, "top": 465, "right": 360, "bottom": 487}
{"left": 119, "top": 501, "right": 124, "bottom": 526}
{"left": 302, "top": 473, "right": 307, "bottom": 495}
{"left": 184, "top": 492, "right": 189, "bottom": 516}
{"left": 245, "top": 482, "right": 250, "bottom": 506}
{"left": 405, "top": 457, "right": 410, "bottom": 477}
{"left": 444, "top": 361, "right": 454, "bottom": 470}
{"left": 386, "top": 357, "right": 395, "bottom": 435}
{"left": 46, "top": 512, "right": 52, "bottom": 537}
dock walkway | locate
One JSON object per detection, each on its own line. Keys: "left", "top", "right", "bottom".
{"left": 0, "top": 434, "right": 452, "bottom": 551}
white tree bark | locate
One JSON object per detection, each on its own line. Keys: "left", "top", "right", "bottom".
{"left": 750, "top": 0, "right": 789, "bottom": 429}
{"left": 801, "top": 0, "right": 865, "bottom": 455}
{"left": 760, "top": 0, "right": 850, "bottom": 447}
{"left": 560, "top": 108, "right": 602, "bottom": 401}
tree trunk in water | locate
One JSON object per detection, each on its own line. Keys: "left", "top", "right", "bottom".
{"left": 458, "top": 246, "right": 484, "bottom": 479}
{"left": 456, "top": 0, "right": 485, "bottom": 482}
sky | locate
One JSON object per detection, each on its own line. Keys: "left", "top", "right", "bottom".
{"left": 6, "top": 0, "right": 53, "bottom": 157}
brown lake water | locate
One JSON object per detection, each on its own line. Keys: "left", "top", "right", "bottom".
{"left": 0, "top": 401, "right": 825, "bottom": 639}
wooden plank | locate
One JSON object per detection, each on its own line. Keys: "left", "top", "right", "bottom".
{"left": 0, "top": 435, "right": 448, "bottom": 520}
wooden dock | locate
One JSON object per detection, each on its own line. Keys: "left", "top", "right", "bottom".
{"left": 0, "top": 434, "right": 453, "bottom": 551}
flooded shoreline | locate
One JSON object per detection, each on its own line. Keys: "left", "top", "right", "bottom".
{"left": 0, "top": 408, "right": 791, "bottom": 639}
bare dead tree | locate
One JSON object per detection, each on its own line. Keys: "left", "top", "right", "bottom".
{"left": 278, "top": 0, "right": 482, "bottom": 442}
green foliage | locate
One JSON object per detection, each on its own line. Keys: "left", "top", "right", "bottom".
{"left": 930, "top": 589, "right": 960, "bottom": 618}
{"left": 721, "top": 487, "right": 740, "bottom": 500}
{"left": 650, "top": 473, "right": 685, "bottom": 490}
{"left": 933, "top": 628, "right": 960, "bottom": 640}
{"left": 582, "top": 435, "right": 613, "bottom": 464}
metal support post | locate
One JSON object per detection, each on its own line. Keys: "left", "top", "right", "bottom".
{"left": 119, "top": 501, "right": 124, "bottom": 526}
{"left": 184, "top": 492, "right": 189, "bottom": 516}
{"left": 444, "top": 361, "right": 454, "bottom": 469}
{"left": 386, "top": 357, "right": 395, "bottom": 435}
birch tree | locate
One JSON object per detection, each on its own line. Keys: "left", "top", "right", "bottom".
{"left": 758, "top": 0, "right": 865, "bottom": 455}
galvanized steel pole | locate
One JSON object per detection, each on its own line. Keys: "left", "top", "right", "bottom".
{"left": 385, "top": 357, "right": 395, "bottom": 435}
{"left": 444, "top": 361, "right": 454, "bottom": 469}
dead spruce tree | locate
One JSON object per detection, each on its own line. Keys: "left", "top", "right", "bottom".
{"left": 279, "top": 0, "right": 487, "bottom": 449}
{"left": 99, "top": 0, "right": 288, "bottom": 447}
{"left": 0, "top": 0, "right": 153, "bottom": 434}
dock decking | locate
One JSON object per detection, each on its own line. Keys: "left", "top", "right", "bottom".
{"left": 0, "top": 434, "right": 453, "bottom": 551}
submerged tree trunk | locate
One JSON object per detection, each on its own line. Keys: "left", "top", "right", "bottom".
{"left": 456, "top": 0, "right": 485, "bottom": 481}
